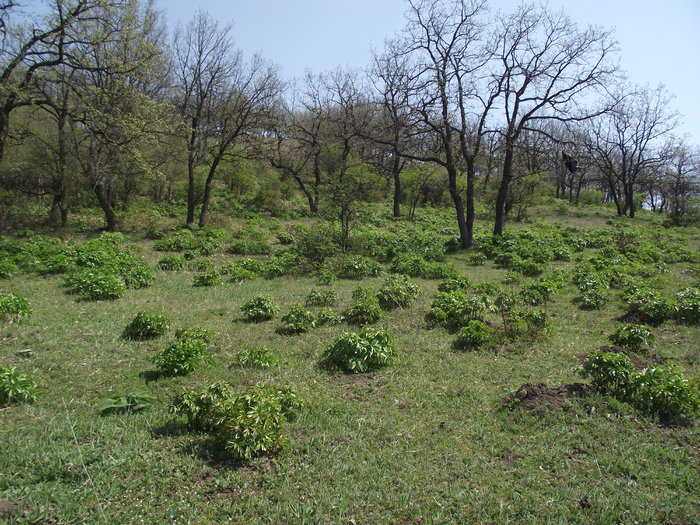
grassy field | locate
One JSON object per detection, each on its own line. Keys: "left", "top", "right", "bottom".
{"left": 1, "top": 205, "right": 699, "bottom": 524}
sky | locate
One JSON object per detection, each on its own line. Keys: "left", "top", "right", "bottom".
{"left": 163, "top": 0, "right": 700, "bottom": 145}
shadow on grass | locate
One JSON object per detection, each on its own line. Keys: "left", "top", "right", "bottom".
{"left": 149, "top": 419, "right": 190, "bottom": 438}
{"left": 139, "top": 369, "right": 169, "bottom": 383}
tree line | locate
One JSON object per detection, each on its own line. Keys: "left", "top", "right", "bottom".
{"left": 0, "top": 0, "right": 697, "bottom": 240}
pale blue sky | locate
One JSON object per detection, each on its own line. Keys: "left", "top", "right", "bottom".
{"left": 163, "top": 0, "right": 700, "bottom": 145}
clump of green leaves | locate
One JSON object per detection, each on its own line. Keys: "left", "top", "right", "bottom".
{"left": 157, "top": 255, "right": 186, "bottom": 271}
{"left": 241, "top": 294, "right": 279, "bottom": 322}
{"left": 64, "top": 269, "right": 126, "bottom": 300}
{"left": 234, "top": 346, "right": 278, "bottom": 369}
{"left": 153, "top": 338, "right": 209, "bottom": 376}
{"left": 376, "top": 274, "right": 421, "bottom": 310}
{"left": 100, "top": 391, "right": 156, "bottom": 415}
{"left": 278, "top": 304, "right": 316, "bottom": 334}
{"left": 193, "top": 269, "right": 221, "bottom": 287}
{"left": 322, "top": 327, "right": 395, "bottom": 373}
{"left": 609, "top": 324, "right": 656, "bottom": 353}
{"left": 305, "top": 288, "right": 339, "bottom": 307}
{"left": 455, "top": 320, "right": 498, "bottom": 350}
{"left": 227, "top": 239, "right": 272, "bottom": 256}
{"left": 220, "top": 262, "right": 257, "bottom": 282}
{"left": 675, "top": 287, "right": 700, "bottom": 325}
{"left": 580, "top": 350, "right": 700, "bottom": 425}
{"left": 438, "top": 275, "right": 472, "bottom": 293}
{"left": 0, "top": 292, "right": 31, "bottom": 323}
{"left": 174, "top": 327, "right": 215, "bottom": 343}
{"left": 390, "top": 253, "right": 457, "bottom": 279}
{"left": 344, "top": 288, "right": 382, "bottom": 326}
{"left": 0, "top": 365, "right": 40, "bottom": 405}
{"left": 187, "top": 258, "right": 214, "bottom": 272}
{"left": 122, "top": 312, "right": 171, "bottom": 340}
{"left": 429, "top": 291, "right": 495, "bottom": 330}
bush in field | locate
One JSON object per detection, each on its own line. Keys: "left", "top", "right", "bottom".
{"left": 174, "top": 327, "right": 215, "bottom": 343}
{"left": 187, "top": 258, "right": 214, "bottom": 272}
{"left": 0, "top": 260, "right": 16, "bottom": 279}
{"left": 276, "top": 231, "right": 295, "bottom": 245}
{"left": 429, "top": 291, "right": 494, "bottom": 330}
{"left": 609, "top": 324, "right": 655, "bottom": 353}
{"left": 438, "top": 276, "right": 472, "bottom": 293}
{"left": 278, "top": 304, "right": 316, "bottom": 334}
{"left": 193, "top": 269, "right": 221, "bottom": 287}
{"left": 455, "top": 320, "right": 497, "bottom": 350}
{"left": 122, "top": 312, "right": 171, "bottom": 340}
{"left": 153, "top": 338, "right": 209, "bottom": 376}
{"left": 64, "top": 269, "right": 126, "bottom": 300}
{"left": 472, "top": 281, "right": 501, "bottom": 296}
{"left": 520, "top": 280, "right": 555, "bottom": 306}
{"left": 158, "top": 255, "right": 186, "bottom": 271}
{"left": 344, "top": 291, "right": 382, "bottom": 326}
{"left": 376, "top": 274, "right": 421, "bottom": 310}
{"left": 241, "top": 294, "right": 279, "bottom": 322}
{"left": 305, "top": 288, "right": 339, "bottom": 307}
{"left": 322, "top": 255, "right": 383, "bottom": 280}
{"left": 315, "top": 308, "right": 343, "bottom": 326}
{"left": 220, "top": 262, "right": 257, "bottom": 282}
{"left": 505, "top": 309, "right": 553, "bottom": 339}
{"left": 0, "top": 365, "right": 40, "bottom": 405}
{"left": 235, "top": 346, "right": 278, "bottom": 369}
{"left": 469, "top": 253, "right": 487, "bottom": 266}
{"left": 580, "top": 350, "right": 700, "bottom": 425}
{"left": 153, "top": 230, "right": 200, "bottom": 252}
{"left": 322, "top": 328, "right": 395, "bottom": 373}
{"left": 675, "top": 288, "right": 700, "bottom": 324}
{"left": 0, "top": 292, "right": 31, "bottom": 323}
{"left": 624, "top": 288, "right": 676, "bottom": 324}
{"left": 169, "top": 382, "right": 235, "bottom": 432}
{"left": 227, "top": 239, "right": 272, "bottom": 256}
{"left": 390, "top": 253, "right": 457, "bottom": 279}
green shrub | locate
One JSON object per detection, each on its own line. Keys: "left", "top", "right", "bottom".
{"left": 220, "top": 263, "right": 257, "bottom": 282}
{"left": 625, "top": 288, "right": 676, "bottom": 324}
{"left": 344, "top": 293, "right": 382, "bottom": 326}
{"left": 675, "top": 288, "right": 700, "bottom": 324}
{"left": 187, "top": 258, "right": 214, "bottom": 272}
{"left": 278, "top": 304, "right": 316, "bottom": 334}
{"left": 174, "top": 327, "right": 215, "bottom": 343}
{"left": 609, "top": 324, "right": 656, "bottom": 353}
{"left": 235, "top": 346, "right": 278, "bottom": 369}
{"left": 505, "top": 309, "right": 553, "bottom": 339}
{"left": 169, "top": 382, "right": 235, "bottom": 432}
{"left": 323, "top": 255, "right": 383, "bottom": 280}
{"left": 322, "top": 328, "right": 395, "bottom": 373}
{"left": 376, "top": 274, "right": 421, "bottom": 310}
{"left": 122, "top": 312, "right": 171, "bottom": 340}
{"left": 276, "top": 231, "right": 295, "bottom": 245}
{"left": 575, "top": 286, "right": 609, "bottom": 310}
{"left": 153, "top": 230, "right": 200, "bottom": 252}
{"left": 193, "top": 269, "right": 221, "bottom": 287}
{"left": 519, "top": 281, "right": 554, "bottom": 306}
{"left": 100, "top": 391, "right": 156, "bottom": 415}
{"left": 0, "top": 365, "right": 40, "bottom": 405}
{"left": 455, "top": 320, "right": 497, "bottom": 350}
{"left": 626, "top": 365, "right": 700, "bottom": 425}
{"left": 120, "top": 259, "right": 155, "bottom": 289}
{"left": 305, "top": 288, "right": 339, "bottom": 307}
{"left": 315, "top": 308, "right": 343, "bottom": 326}
{"left": 472, "top": 281, "right": 501, "bottom": 296}
{"left": 153, "top": 338, "right": 209, "bottom": 376}
{"left": 512, "top": 260, "right": 546, "bottom": 277}
{"left": 390, "top": 253, "right": 456, "bottom": 279}
{"left": 469, "top": 253, "right": 487, "bottom": 266}
{"left": 0, "top": 259, "right": 17, "bottom": 278}
{"left": 438, "top": 276, "right": 472, "bottom": 293}
{"left": 0, "top": 292, "right": 31, "bottom": 323}
{"left": 317, "top": 269, "right": 337, "bottom": 285}
{"left": 64, "top": 269, "right": 126, "bottom": 300}
{"left": 579, "top": 350, "right": 635, "bottom": 395}
{"left": 241, "top": 294, "right": 279, "bottom": 322}
{"left": 429, "top": 291, "right": 495, "bottom": 330}
{"left": 158, "top": 255, "right": 186, "bottom": 271}
{"left": 38, "top": 254, "right": 74, "bottom": 275}
{"left": 227, "top": 239, "right": 272, "bottom": 255}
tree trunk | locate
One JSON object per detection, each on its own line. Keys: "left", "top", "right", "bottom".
{"left": 392, "top": 155, "right": 401, "bottom": 218}
{"left": 186, "top": 156, "right": 196, "bottom": 226}
{"left": 94, "top": 182, "right": 119, "bottom": 232}
{"left": 198, "top": 157, "right": 222, "bottom": 227}
{"left": 493, "top": 146, "right": 514, "bottom": 236}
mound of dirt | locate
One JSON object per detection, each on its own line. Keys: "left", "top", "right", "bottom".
{"left": 503, "top": 382, "right": 591, "bottom": 411}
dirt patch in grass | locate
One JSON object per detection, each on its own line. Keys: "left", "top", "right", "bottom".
{"left": 503, "top": 382, "right": 591, "bottom": 411}
{"left": 332, "top": 373, "right": 389, "bottom": 401}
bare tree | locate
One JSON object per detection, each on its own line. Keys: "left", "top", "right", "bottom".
{"left": 490, "top": 3, "right": 617, "bottom": 234}
{"left": 585, "top": 84, "right": 677, "bottom": 217}
{"left": 172, "top": 11, "right": 281, "bottom": 227}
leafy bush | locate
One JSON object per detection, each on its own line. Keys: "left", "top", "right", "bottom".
{"left": 322, "top": 328, "right": 395, "bottom": 373}
{"left": 390, "top": 253, "right": 457, "bottom": 279}
{"left": 675, "top": 288, "right": 700, "bottom": 324}
{"left": 512, "top": 260, "right": 546, "bottom": 277}
{"left": 580, "top": 350, "right": 700, "bottom": 424}
{"left": 174, "top": 327, "right": 215, "bottom": 343}
{"left": 0, "top": 365, "right": 40, "bottom": 405}
{"left": 438, "top": 276, "right": 472, "bottom": 293}
{"left": 276, "top": 231, "right": 295, "bottom": 245}
{"left": 609, "top": 324, "right": 656, "bottom": 353}
{"left": 469, "top": 253, "right": 487, "bottom": 266}
{"left": 235, "top": 346, "right": 278, "bottom": 369}
{"left": 575, "top": 286, "right": 609, "bottom": 310}
{"left": 429, "top": 291, "right": 495, "bottom": 330}
{"left": 625, "top": 288, "right": 676, "bottom": 324}
{"left": 100, "top": 391, "right": 156, "bottom": 415}
{"left": 0, "top": 259, "right": 17, "bottom": 278}
{"left": 153, "top": 230, "right": 200, "bottom": 252}
{"left": 38, "top": 254, "right": 75, "bottom": 275}
{"left": 315, "top": 308, "right": 343, "bottom": 326}
{"left": 63, "top": 269, "right": 127, "bottom": 300}
{"left": 376, "top": 274, "right": 421, "bottom": 310}
{"left": 187, "top": 258, "right": 214, "bottom": 272}
{"left": 455, "top": 320, "right": 497, "bottom": 350}
{"left": 241, "top": 294, "right": 279, "bottom": 322}
{"left": 153, "top": 338, "right": 209, "bottom": 376}
{"left": 120, "top": 259, "right": 155, "bottom": 289}
{"left": 0, "top": 292, "right": 31, "bottom": 323}
{"left": 305, "top": 288, "right": 339, "bottom": 307}
{"left": 227, "top": 239, "right": 272, "bottom": 256}
{"left": 220, "top": 262, "right": 257, "bottom": 282}
{"left": 169, "top": 382, "right": 235, "bottom": 432}
{"left": 122, "top": 312, "right": 171, "bottom": 340}
{"left": 323, "top": 255, "right": 383, "bottom": 280}
{"left": 519, "top": 281, "right": 554, "bottom": 306}
{"left": 193, "top": 269, "right": 221, "bottom": 287}
{"left": 344, "top": 293, "right": 382, "bottom": 326}
{"left": 505, "top": 309, "right": 553, "bottom": 339}
{"left": 472, "top": 281, "right": 501, "bottom": 296}
{"left": 158, "top": 255, "right": 186, "bottom": 271}
{"left": 278, "top": 304, "right": 316, "bottom": 334}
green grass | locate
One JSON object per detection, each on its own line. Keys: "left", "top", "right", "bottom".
{"left": 1, "top": 208, "right": 699, "bottom": 524}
